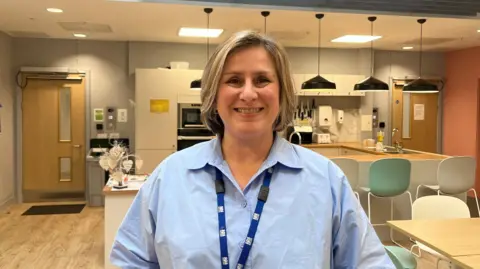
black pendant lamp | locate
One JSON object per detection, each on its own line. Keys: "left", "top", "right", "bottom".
{"left": 302, "top": 14, "right": 336, "bottom": 90}
{"left": 354, "top": 16, "right": 389, "bottom": 92}
{"left": 403, "top": 19, "right": 438, "bottom": 93}
{"left": 190, "top": 8, "right": 213, "bottom": 90}
{"left": 261, "top": 11, "right": 270, "bottom": 34}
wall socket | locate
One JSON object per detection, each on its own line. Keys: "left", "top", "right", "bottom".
{"left": 361, "top": 115, "right": 373, "bottom": 131}
{"left": 117, "top": 109, "right": 127, "bottom": 123}
{"left": 105, "top": 107, "right": 117, "bottom": 131}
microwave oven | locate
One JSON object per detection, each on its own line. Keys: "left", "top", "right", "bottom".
{"left": 178, "top": 103, "right": 205, "bottom": 128}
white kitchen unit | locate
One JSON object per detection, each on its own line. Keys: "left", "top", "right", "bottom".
{"left": 135, "top": 68, "right": 202, "bottom": 173}
{"left": 135, "top": 149, "right": 175, "bottom": 174}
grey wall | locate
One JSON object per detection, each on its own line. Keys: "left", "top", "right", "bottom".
{"left": 12, "top": 38, "right": 446, "bottom": 149}
{"left": 0, "top": 32, "right": 14, "bottom": 207}
{"left": 13, "top": 38, "right": 133, "bottom": 147}
{"left": 373, "top": 50, "right": 446, "bottom": 145}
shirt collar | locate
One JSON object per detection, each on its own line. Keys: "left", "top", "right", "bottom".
{"left": 186, "top": 133, "right": 304, "bottom": 170}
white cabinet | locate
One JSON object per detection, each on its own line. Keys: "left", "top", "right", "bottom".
{"left": 177, "top": 69, "right": 203, "bottom": 104}
{"left": 135, "top": 69, "right": 205, "bottom": 168}
{"left": 311, "top": 148, "right": 340, "bottom": 156}
{"left": 135, "top": 149, "right": 176, "bottom": 174}
{"left": 136, "top": 69, "right": 179, "bottom": 150}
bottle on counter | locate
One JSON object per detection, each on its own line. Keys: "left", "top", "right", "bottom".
{"left": 376, "top": 122, "right": 385, "bottom": 143}
{"left": 376, "top": 122, "right": 385, "bottom": 152}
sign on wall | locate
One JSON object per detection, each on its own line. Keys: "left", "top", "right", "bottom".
{"left": 150, "top": 99, "right": 169, "bottom": 113}
{"left": 414, "top": 104, "right": 425, "bottom": 121}
{"left": 94, "top": 108, "right": 105, "bottom": 122}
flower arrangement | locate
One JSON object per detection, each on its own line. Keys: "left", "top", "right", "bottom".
{"left": 97, "top": 140, "right": 143, "bottom": 189}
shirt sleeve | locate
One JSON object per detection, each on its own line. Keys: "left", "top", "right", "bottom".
{"left": 329, "top": 161, "right": 396, "bottom": 269}
{"left": 109, "top": 164, "right": 163, "bottom": 269}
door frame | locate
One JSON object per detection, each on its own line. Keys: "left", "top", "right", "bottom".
{"left": 389, "top": 76, "right": 445, "bottom": 154}
{"left": 15, "top": 67, "right": 91, "bottom": 203}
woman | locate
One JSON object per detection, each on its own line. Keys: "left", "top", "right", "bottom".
{"left": 110, "top": 31, "right": 395, "bottom": 269}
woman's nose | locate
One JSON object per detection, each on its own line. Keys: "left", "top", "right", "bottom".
{"left": 240, "top": 81, "right": 258, "bottom": 102}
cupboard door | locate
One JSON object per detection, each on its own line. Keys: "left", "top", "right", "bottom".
{"left": 311, "top": 148, "right": 340, "bottom": 156}
{"left": 136, "top": 69, "right": 179, "bottom": 150}
{"left": 135, "top": 149, "right": 176, "bottom": 174}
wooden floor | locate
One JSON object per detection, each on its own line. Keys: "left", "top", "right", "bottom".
{"left": 0, "top": 202, "right": 455, "bottom": 269}
{"left": 0, "top": 202, "right": 104, "bottom": 269}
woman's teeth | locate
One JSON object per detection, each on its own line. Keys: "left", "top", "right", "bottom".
{"left": 235, "top": 108, "right": 263, "bottom": 113}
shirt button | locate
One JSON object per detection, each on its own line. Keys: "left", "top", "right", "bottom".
{"left": 242, "top": 201, "right": 247, "bottom": 208}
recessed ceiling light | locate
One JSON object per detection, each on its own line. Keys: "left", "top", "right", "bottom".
{"left": 73, "top": 33, "right": 87, "bottom": 38}
{"left": 331, "top": 35, "right": 382, "bottom": 43}
{"left": 46, "top": 8, "right": 63, "bottom": 13}
{"left": 402, "top": 46, "right": 414, "bottom": 50}
{"left": 477, "top": 30, "right": 480, "bottom": 33}
{"left": 178, "top": 27, "right": 223, "bottom": 38}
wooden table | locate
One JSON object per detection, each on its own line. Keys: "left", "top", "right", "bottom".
{"left": 387, "top": 218, "right": 480, "bottom": 269}
{"left": 451, "top": 255, "right": 480, "bottom": 269}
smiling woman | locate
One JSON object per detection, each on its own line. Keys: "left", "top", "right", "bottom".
{"left": 109, "top": 30, "right": 396, "bottom": 269}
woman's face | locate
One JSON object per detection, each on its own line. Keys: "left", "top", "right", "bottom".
{"left": 217, "top": 46, "right": 280, "bottom": 140}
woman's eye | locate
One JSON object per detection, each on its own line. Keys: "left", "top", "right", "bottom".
{"left": 255, "top": 77, "right": 270, "bottom": 86}
{"left": 227, "top": 78, "right": 241, "bottom": 85}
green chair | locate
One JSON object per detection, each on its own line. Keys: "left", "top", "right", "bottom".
{"left": 385, "top": 246, "right": 417, "bottom": 269}
{"left": 361, "top": 158, "right": 413, "bottom": 247}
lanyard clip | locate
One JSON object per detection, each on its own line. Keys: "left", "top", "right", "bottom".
{"left": 258, "top": 185, "right": 269, "bottom": 202}
{"left": 215, "top": 179, "right": 225, "bottom": 194}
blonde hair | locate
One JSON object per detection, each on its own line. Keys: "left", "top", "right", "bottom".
{"left": 200, "top": 30, "right": 297, "bottom": 136}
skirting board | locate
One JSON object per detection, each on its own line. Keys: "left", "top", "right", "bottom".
{"left": 0, "top": 196, "right": 15, "bottom": 212}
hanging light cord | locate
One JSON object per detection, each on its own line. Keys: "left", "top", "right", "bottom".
{"left": 264, "top": 15, "right": 267, "bottom": 34}
{"left": 318, "top": 17, "right": 321, "bottom": 75}
{"left": 370, "top": 18, "right": 374, "bottom": 76}
{"left": 207, "top": 12, "right": 210, "bottom": 62}
{"left": 419, "top": 19, "right": 424, "bottom": 77}
{"left": 204, "top": 8, "right": 213, "bottom": 63}
{"left": 316, "top": 14, "right": 324, "bottom": 76}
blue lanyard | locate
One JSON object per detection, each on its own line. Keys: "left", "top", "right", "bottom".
{"left": 215, "top": 167, "right": 273, "bottom": 269}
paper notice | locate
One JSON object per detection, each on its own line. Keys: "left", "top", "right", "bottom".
{"left": 414, "top": 104, "right": 425, "bottom": 121}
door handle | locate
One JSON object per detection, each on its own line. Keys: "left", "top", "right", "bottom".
{"left": 73, "top": 144, "right": 82, "bottom": 148}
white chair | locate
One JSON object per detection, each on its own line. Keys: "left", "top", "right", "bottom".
{"left": 416, "top": 156, "right": 480, "bottom": 216}
{"left": 331, "top": 158, "right": 360, "bottom": 200}
{"left": 410, "top": 195, "right": 470, "bottom": 269}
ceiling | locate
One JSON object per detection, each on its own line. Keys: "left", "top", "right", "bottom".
{"left": 1, "top": 0, "right": 480, "bottom": 51}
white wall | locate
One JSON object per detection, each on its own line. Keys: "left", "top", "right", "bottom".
{"left": 0, "top": 32, "right": 14, "bottom": 207}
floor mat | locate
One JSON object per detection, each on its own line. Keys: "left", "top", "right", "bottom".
{"left": 21, "top": 204, "right": 85, "bottom": 216}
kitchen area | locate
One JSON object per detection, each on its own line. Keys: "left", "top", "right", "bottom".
{"left": 99, "top": 65, "right": 455, "bottom": 268}
{"left": 4, "top": 0, "right": 480, "bottom": 268}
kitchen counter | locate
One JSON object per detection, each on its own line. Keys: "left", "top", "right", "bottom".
{"left": 103, "top": 175, "right": 147, "bottom": 269}
{"left": 299, "top": 142, "right": 449, "bottom": 160}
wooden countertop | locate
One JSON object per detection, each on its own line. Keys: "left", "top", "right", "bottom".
{"left": 301, "top": 142, "right": 449, "bottom": 161}
{"left": 103, "top": 143, "right": 448, "bottom": 196}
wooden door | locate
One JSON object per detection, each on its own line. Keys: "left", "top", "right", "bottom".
{"left": 22, "top": 77, "right": 86, "bottom": 201}
{"left": 392, "top": 82, "right": 439, "bottom": 153}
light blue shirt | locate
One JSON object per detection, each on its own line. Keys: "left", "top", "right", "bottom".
{"left": 110, "top": 134, "right": 395, "bottom": 269}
